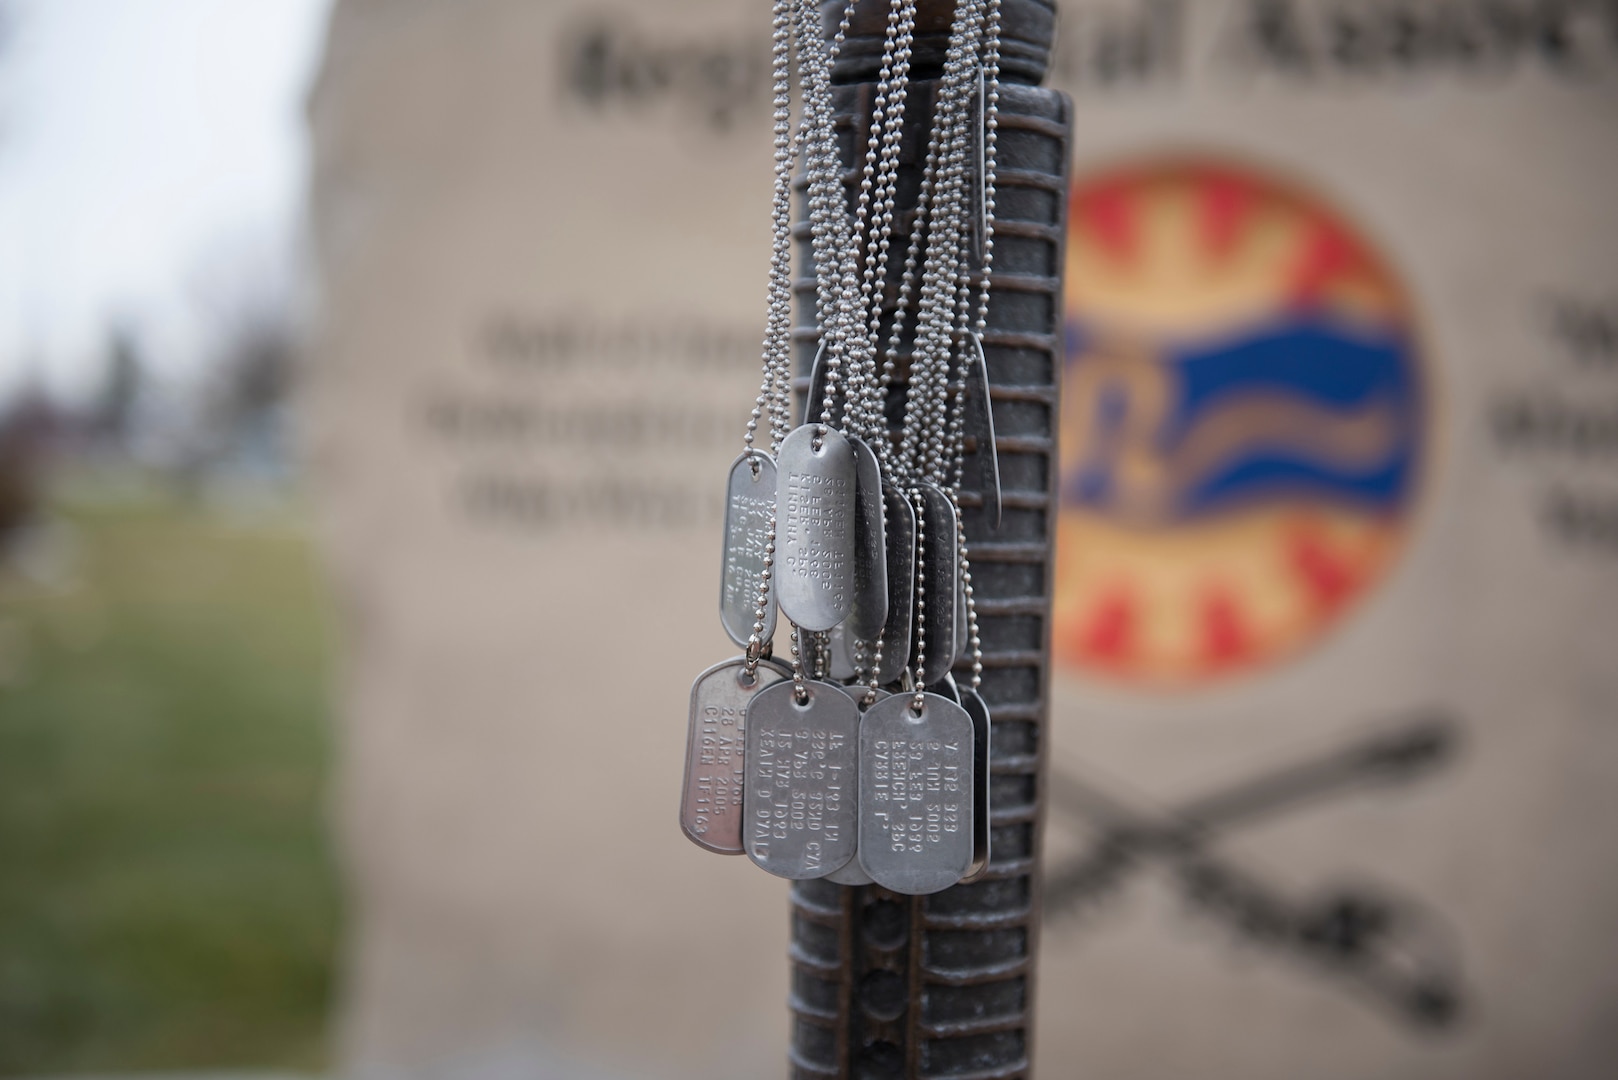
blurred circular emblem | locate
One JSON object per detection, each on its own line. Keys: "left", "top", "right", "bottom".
{"left": 1055, "top": 157, "right": 1427, "bottom": 688}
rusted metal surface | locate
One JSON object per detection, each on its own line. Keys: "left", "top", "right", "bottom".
{"left": 789, "top": 3, "right": 1069, "bottom": 1076}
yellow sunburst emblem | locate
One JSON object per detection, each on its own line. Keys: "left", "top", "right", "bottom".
{"left": 1054, "top": 157, "right": 1428, "bottom": 688}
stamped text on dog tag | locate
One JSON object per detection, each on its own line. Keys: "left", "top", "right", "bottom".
{"left": 681, "top": 656, "right": 791, "bottom": 854}
{"left": 776, "top": 425, "right": 857, "bottom": 632}
{"left": 745, "top": 679, "right": 859, "bottom": 879}
{"left": 859, "top": 692, "right": 975, "bottom": 894}
{"left": 719, "top": 451, "right": 778, "bottom": 647}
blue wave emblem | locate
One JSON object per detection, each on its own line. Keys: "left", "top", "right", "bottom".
{"left": 1062, "top": 314, "right": 1421, "bottom": 524}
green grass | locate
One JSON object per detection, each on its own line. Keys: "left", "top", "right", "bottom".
{"left": 0, "top": 491, "right": 339, "bottom": 1075}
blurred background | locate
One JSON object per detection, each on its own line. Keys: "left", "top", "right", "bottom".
{"left": 2, "top": 1, "right": 1616, "bottom": 1078}
{"left": 0, "top": 0, "right": 335, "bottom": 1073}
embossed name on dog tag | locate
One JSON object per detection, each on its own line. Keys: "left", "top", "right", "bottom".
{"left": 681, "top": 656, "right": 791, "bottom": 854}
{"left": 744, "top": 679, "right": 859, "bottom": 879}
{"left": 876, "top": 484, "right": 916, "bottom": 684}
{"left": 824, "top": 684, "right": 888, "bottom": 887}
{"left": 859, "top": 692, "right": 975, "bottom": 894}
{"left": 916, "top": 483, "right": 959, "bottom": 686}
{"left": 848, "top": 435, "right": 889, "bottom": 641}
{"left": 776, "top": 425, "right": 857, "bottom": 631}
{"left": 964, "top": 333, "right": 1001, "bottom": 530}
{"left": 719, "top": 451, "right": 778, "bottom": 647}
{"left": 961, "top": 686, "right": 992, "bottom": 879}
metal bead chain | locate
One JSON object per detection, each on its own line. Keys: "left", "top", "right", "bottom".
{"left": 840, "top": 0, "right": 904, "bottom": 441}
{"left": 745, "top": 514, "right": 779, "bottom": 673}
{"left": 800, "top": 0, "right": 856, "bottom": 434}
{"left": 974, "top": 0, "right": 1002, "bottom": 341}
{"left": 960, "top": 1, "right": 1000, "bottom": 689}
{"left": 791, "top": 624, "right": 809, "bottom": 702}
{"left": 957, "top": 507, "right": 983, "bottom": 689}
{"left": 748, "top": 0, "right": 797, "bottom": 458}
{"left": 903, "top": 1, "right": 982, "bottom": 487}
{"left": 910, "top": 487, "right": 928, "bottom": 711}
{"left": 848, "top": 0, "right": 916, "bottom": 455}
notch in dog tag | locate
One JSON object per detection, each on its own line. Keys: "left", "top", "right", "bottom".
{"left": 916, "top": 483, "right": 959, "bottom": 686}
{"left": 682, "top": 656, "right": 791, "bottom": 854}
{"left": 859, "top": 692, "right": 975, "bottom": 894}
{"left": 960, "top": 686, "right": 992, "bottom": 880}
{"left": 964, "top": 334, "right": 1001, "bottom": 531}
{"left": 719, "top": 451, "right": 778, "bottom": 648}
{"left": 744, "top": 679, "right": 859, "bottom": 879}
{"left": 876, "top": 484, "right": 916, "bottom": 685}
{"left": 848, "top": 435, "right": 889, "bottom": 641}
{"left": 776, "top": 425, "right": 857, "bottom": 632}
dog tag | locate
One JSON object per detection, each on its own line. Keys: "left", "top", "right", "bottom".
{"left": 827, "top": 622, "right": 856, "bottom": 680}
{"left": 681, "top": 656, "right": 791, "bottom": 854}
{"left": 964, "top": 333, "right": 1001, "bottom": 531}
{"left": 859, "top": 692, "right": 975, "bottom": 894}
{"left": 960, "top": 686, "right": 992, "bottom": 880}
{"left": 825, "top": 685, "right": 890, "bottom": 886}
{"left": 876, "top": 484, "right": 916, "bottom": 684}
{"left": 719, "top": 451, "right": 778, "bottom": 647}
{"left": 848, "top": 435, "right": 889, "bottom": 641}
{"left": 916, "top": 483, "right": 960, "bottom": 686}
{"left": 776, "top": 425, "right": 857, "bottom": 632}
{"left": 745, "top": 679, "right": 859, "bottom": 879}
{"left": 824, "top": 857, "right": 874, "bottom": 886}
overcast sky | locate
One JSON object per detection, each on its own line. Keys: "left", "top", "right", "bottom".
{"left": 0, "top": 0, "right": 332, "bottom": 401}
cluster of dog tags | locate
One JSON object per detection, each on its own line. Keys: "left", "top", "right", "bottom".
{"left": 681, "top": 419, "right": 994, "bottom": 895}
{"left": 677, "top": 0, "right": 1004, "bottom": 896}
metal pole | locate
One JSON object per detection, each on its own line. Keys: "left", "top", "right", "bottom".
{"left": 789, "top": 3, "right": 1069, "bottom": 1076}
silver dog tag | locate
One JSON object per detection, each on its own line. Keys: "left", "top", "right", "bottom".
{"left": 744, "top": 679, "right": 859, "bottom": 879}
{"left": 848, "top": 435, "right": 889, "bottom": 641}
{"left": 681, "top": 656, "right": 791, "bottom": 854}
{"left": 961, "top": 686, "right": 992, "bottom": 880}
{"left": 916, "top": 483, "right": 959, "bottom": 686}
{"left": 827, "top": 685, "right": 890, "bottom": 886}
{"left": 823, "top": 857, "right": 875, "bottom": 886}
{"left": 859, "top": 692, "right": 975, "bottom": 894}
{"left": 776, "top": 425, "right": 857, "bottom": 632}
{"left": 719, "top": 451, "right": 778, "bottom": 647}
{"left": 964, "top": 333, "right": 1001, "bottom": 531}
{"left": 876, "top": 484, "right": 916, "bottom": 685}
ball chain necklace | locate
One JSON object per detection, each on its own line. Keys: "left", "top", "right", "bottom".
{"left": 681, "top": 0, "right": 1003, "bottom": 896}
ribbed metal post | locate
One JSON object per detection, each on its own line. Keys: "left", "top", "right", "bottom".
{"left": 789, "top": 3, "right": 1069, "bottom": 1076}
